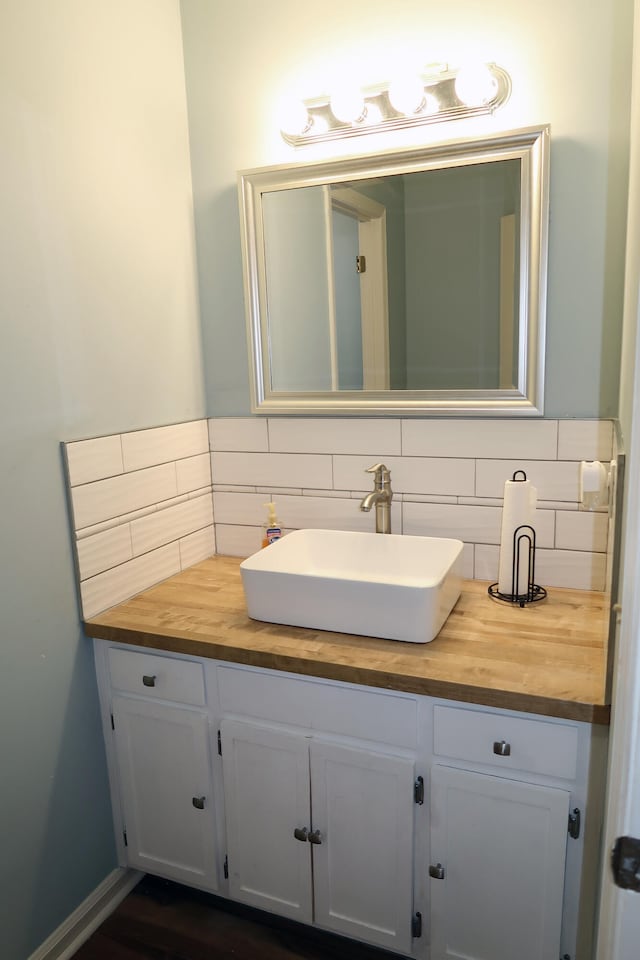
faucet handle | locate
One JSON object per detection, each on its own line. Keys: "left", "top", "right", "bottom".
{"left": 365, "top": 462, "right": 390, "bottom": 478}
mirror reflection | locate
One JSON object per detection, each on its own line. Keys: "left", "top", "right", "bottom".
{"left": 240, "top": 126, "right": 549, "bottom": 415}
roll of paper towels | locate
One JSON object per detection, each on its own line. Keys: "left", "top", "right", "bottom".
{"left": 497, "top": 474, "right": 537, "bottom": 596}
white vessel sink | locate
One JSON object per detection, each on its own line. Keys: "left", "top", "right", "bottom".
{"left": 240, "top": 529, "right": 463, "bottom": 644}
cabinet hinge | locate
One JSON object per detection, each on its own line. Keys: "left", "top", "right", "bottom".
{"left": 217, "top": 730, "right": 222, "bottom": 756}
{"left": 412, "top": 911, "right": 422, "bottom": 938}
{"left": 123, "top": 829, "right": 128, "bottom": 847}
{"left": 414, "top": 776, "right": 424, "bottom": 805}
{"left": 110, "top": 713, "right": 115, "bottom": 730}
{"left": 223, "top": 855, "right": 229, "bottom": 880}
{"left": 568, "top": 808, "right": 581, "bottom": 840}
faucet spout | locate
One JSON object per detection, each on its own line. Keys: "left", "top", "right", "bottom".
{"left": 359, "top": 463, "right": 393, "bottom": 533}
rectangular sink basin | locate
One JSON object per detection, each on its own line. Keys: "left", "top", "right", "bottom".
{"left": 240, "top": 529, "right": 463, "bottom": 643}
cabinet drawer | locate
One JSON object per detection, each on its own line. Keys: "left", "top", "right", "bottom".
{"left": 218, "top": 665, "right": 418, "bottom": 748}
{"left": 433, "top": 705, "right": 578, "bottom": 780}
{"left": 108, "top": 647, "right": 205, "bottom": 706}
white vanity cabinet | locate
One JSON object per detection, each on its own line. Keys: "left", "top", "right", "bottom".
{"left": 220, "top": 718, "right": 416, "bottom": 954}
{"left": 96, "top": 646, "right": 219, "bottom": 892}
{"left": 428, "top": 704, "right": 596, "bottom": 960}
{"left": 217, "top": 665, "right": 420, "bottom": 955}
{"left": 93, "top": 641, "right": 603, "bottom": 960}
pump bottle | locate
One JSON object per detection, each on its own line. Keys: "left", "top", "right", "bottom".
{"left": 262, "top": 502, "right": 282, "bottom": 547}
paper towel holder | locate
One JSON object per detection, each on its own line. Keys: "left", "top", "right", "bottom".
{"left": 488, "top": 471, "right": 548, "bottom": 607}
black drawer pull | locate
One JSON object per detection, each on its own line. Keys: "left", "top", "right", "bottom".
{"left": 142, "top": 675, "right": 156, "bottom": 687}
{"left": 493, "top": 739, "right": 511, "bottom": 756}
{"left": 192, "top": 796, "right": 205, "bottom": 810}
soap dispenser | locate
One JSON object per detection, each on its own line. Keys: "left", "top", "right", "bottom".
{"left": 262, "top": 502, "right": 283, "bottom": 547}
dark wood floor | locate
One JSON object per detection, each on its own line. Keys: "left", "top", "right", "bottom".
{"left": 73, "top": 875, "right": 404, "bottom": 959}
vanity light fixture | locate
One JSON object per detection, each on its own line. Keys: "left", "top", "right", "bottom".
{"left": 280, "top": 62, "right": 511, "bottom": 146}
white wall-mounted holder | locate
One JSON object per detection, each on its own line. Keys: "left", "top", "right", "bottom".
{"left": 579, "top": 460, "right": 610, "bottom": 511}
{"left": 279, "top": 62, "right": 511, "bottom": 146}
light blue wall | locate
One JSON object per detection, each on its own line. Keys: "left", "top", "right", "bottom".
{"left": 0, "top": 3, "right": 205, "bottom": 957}
{"left": 181, "top": 0, "right": 632, "bottom": 418}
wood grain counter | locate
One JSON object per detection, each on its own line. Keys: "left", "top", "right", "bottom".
{"left": 84, "top": 556, "right": 610, "bottom": 724}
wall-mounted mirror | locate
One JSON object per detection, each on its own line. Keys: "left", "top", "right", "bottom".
{"left": 239, "top": 125, "right": 549, "bottom": 416}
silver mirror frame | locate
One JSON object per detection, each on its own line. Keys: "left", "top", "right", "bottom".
{"left": 239, "top": 124, "right": 550, "bottom": 417}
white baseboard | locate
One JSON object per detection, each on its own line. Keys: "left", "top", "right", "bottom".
{"left": 28, "top": 867, "right": 144, "bottom": 960}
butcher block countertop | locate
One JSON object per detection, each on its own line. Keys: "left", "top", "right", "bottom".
{"left": 85, "top": 556, "right": 610, "bottom": 724}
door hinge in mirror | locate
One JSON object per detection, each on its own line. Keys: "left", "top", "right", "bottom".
{"left": 223, "top": 855, "right": 228, "bottom": 879}
{"left": 414, "top": 776, "right": 424, "bottom": 805}
{"left": 123, "top": 829, "right": 128, "bottom": 848}
{"left": 217, "top": 730, "right": 222, "bottom": 755}
{"left": 356, "top": 255, "right": 366, "bottom": 274}
{"left": 412, "top": 911, "right": 422, "bottom": 938}
{"left": 568, "top": 808, "right": 581, "bottom": 839}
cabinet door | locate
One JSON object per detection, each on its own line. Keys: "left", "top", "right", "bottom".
{"left": 220, "top": 719, "right": 313, "bottom": 923}
{"left": 112, "top": 695, "right": 218, "bottom": 890}
{"left": 430, "top": 765, "right": 570, "bottom": 960}
{"left": 310, "top": 741, "right": 415, "bottom": 954}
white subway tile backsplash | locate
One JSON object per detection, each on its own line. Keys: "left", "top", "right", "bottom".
{"left": 268, "top": 418, "right": 401, "bottom": 455}
{"left": 188, "top": 486, "right": 214, "bottom": 500}
{"left": 402, "top": 501, "right": 554, "bottom": 548}
{"left": 215, "top": 524, "right": 262, "bottom": 558}
{"left": 557, "top": 419, "right": 613, "bottom": 461}
{"left": 279, "top": 494, "right": 402, "bottom": 533}
{"left": 64, "top": 417, "right": 615, "bottom": 616}
{"left": 536, "top": 549, "right": 607, "bottom": 591}
{"left": 474, "top": 544, "right": 499, "bottom": 582}
{"left": 212, "top": 490, "right": 401, "bottom": 534}
{"left": 130, "top": 494, "right": 214, "bottom": 556}
{"left": 333, "top": 455, "right": 475, "bottom": 496}
{"left": 402, "top": 419, "right": 558, "bottom": 460}
{"left": 81, "top": 543, "right": 181, "bottom": 620}
{"left": 473, "top": 544, "right": 606, "bottom": 591}
{"left": 401, "top": 493, "right": 459, "bottom": 504}
{"left": 212, "top": 483, "right": 258, "bottom": 493}
{"left": 212, "top": 452, "right": 333, "bottom": 489}
{"left": 122, "top": 421, "right": 209, "bottom": 472}
{"left": 213, "top": 492, "right": 270, "bottom": 526}
{"left": 209, "top": 417, "right": 268, "bottom": 452}
{"left": 176, "top": 453, "right": 212, "bottom": 494}
{"left": 461, "top": 543, "right": 475, "bottom": 579}
{"left": 255, "top": 486, "right": 303, "bottom": 497}
{"left": 76, "top": 525, "right": 132, "bottom": 581}
{"left": 179, "top": 525, "right": 215, "bottom": 568}
{"left": 555, "top": 510, "right": 609, "bottom": 553}
{"left": 71, "top": 463, "right": 178, "bottom": 530}
{"left": 403, "top": 502, "right": 502, "bottom": 544}
{"left": 64, "top": 435, "right": 123, "bottom": 486}
{"left": 475, "top": 460, "right": 580, "bottom": 502}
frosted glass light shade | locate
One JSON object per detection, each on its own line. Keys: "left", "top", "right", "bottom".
{"left": 330, "top": 88, "right": 366, "bottom": 124}
{"left": 278, "top": 97, "right": 311, "bottom": 137}
{"left": 388, "top": 75, "right": 426, "bottom": 115}
{"left": 454, "top": 63, "right": 498, "bottom": 106}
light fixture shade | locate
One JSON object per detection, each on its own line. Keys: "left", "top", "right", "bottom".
{"left": 454, "top": 63, "right": 499, "bottom": 107}
{"left": 388, "top": 75, "right": 426, "bottom": 115}
{"left": 278, "top": 97, "right": 312, "bottom": 137}
{"left": 330, "top": 87, "right": 366, "bottom": 124}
